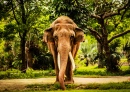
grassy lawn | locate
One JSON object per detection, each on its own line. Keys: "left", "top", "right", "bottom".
{"left": 74, "top": 64, "right": 130, "bottom": 77}
{"left": 6, "top": 82, "right": 130, "bottom": 92}
{"left": 12, "top": 89, "right": 130, "bottom": 92}
{"left": 48, "top": 90, "right": 130, "bottom": 92}
{"left": 0, "top": 64, "right": 130, "bottom": 79}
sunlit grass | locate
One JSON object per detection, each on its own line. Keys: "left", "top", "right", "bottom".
{"left": 12, "top": 89, "right": 130, "bottom": 92}
{"left": 0, "top": 63, "right": 130, "bottom": 79}
{"left": 76, "top": 64, "right": 105, "bottom": 71}
{"left": 74, "top": 64, "right": 106, "bottom": 76}
{"left": 24, "top": 82, "right": 130, "bottom": 92}
{"left": 74, "top": 64, "right": 130, "bottom": 76}
{"left": 76, "top": 64, "right": 130, "bottom": 72}
{"left": 45, "top": 90, "right": 130, "bottom": 92}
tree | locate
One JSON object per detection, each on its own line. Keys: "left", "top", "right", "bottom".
{"left": 2, "top": 0, "right": 45, "bottom": 72}
{"left": 87, "top": 0, "right": 130, "bottom": 72}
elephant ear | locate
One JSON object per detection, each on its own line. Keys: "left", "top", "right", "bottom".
{"left": 43, "top": 28, "right": 54, "bottom": 43}
{"left": 74, "top": 28, "right": 84, "bottom": 44}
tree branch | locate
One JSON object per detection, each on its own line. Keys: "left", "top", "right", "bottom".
{"left": 20, "top": 0, "right": 26, "bottom": 24}
{"left": 103, "top": 0, "right": 129, "bottom": 19}
{"left": 121, "top": 7, "right": 128, "bottom": 20}
{"left": 11, "top": 0, "right": 20, "bottom": 25}
{"left": 90, "top": 14, "right": 101, "bottom": 19}
{"left": 108, "top": 30, "right": 130, "bottom": 43}
{"left": 19, "top": 32, "right": 22, "bottom": 39}
{"left": 87, "top": 26, "right": 102, "bottom": 43}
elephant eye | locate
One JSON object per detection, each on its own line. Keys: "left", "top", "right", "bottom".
{"left": 54, "top": 36, "right": 58, "bottom": 41}
{"left": 70, "top": 35, "right": 74, "bottom": 40}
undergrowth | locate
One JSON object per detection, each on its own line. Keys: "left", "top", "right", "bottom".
{"left": 0, "top": 68, "right": 55, "bottom": 79}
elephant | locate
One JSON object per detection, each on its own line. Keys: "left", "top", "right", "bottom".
{"left": 43, "top": 16, "right": 84, "bottom": 90}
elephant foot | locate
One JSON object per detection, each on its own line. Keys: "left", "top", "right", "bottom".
{"left": 64, "top": 80, "right": 74, "bottom": 84}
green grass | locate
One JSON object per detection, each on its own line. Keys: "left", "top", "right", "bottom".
{"left": 26, "top": 82, "right": 130, "bottom": 90}
{"left": 75, "top": 65, "right": 130, "bottom": 76}
{"left": 0, "top": 65, "right": 130, "bottom": 79}
{"left": 7, "top": 82, "right": 130, "bottom": 92}
{"left": 10, "top": 89, "right": 130, "bottom": 92}
{"left": 41, "top": 90, "right": 130, "bottom": 92}
{"left": 75, "top": 65, "right": 106, "bottom": 75}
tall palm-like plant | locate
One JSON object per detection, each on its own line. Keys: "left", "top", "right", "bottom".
{"left": 80, "top": 36, "right": 97, "bottom": 65}
{"left": 108, "top": 39, "right": 122, "bottom": 71}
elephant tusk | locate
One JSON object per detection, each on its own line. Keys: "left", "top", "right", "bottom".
{"left": 69, "top": 52, "right": 75, "bottom": 71}
{"left": 58, "top": 52, "right": 60, "bottom": 70}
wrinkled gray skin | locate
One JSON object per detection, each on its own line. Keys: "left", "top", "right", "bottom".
{"left": 43, "top": 16, "right": 84, "bottom": 90}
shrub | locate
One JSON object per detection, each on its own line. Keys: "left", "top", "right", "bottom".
{"left": 0, "top": 68, "right": 55, "bottom": 79}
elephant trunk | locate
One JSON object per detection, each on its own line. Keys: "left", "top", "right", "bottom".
{"left": 57, "top": 44, "right": 70, "bottom": 90}
{"left": 58, "top": 51, "right": 69, "bottom": 90}
{"left": 58, "top": 52, "right": 75, "bottom": 90}
{"left": 58, "top": 52, "right": 75, "bottom": 71}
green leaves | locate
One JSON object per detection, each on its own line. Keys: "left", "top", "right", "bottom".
{"left": 3, "top": 23, "right": 17, "bottom": 40}
{"left": 50, "top": 0, "right": 89, "bottom": 28}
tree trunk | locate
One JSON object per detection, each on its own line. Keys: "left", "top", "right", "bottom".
{"left": 103, "top": 40, "right": 111, "bottom": 72}
{"left": 25, "top": 41, "right": 33, "bottom": 68}
{"left": 21, "top": 35, "right": 27, "bottom": 73}
{"left": 98, "top": 18, "right": 117, "bottom": 72}
{"left": 19, "top": 0, "right": 27, "bottom": 72}
{"left": 97, "top": 42, "right": 104, "bottom": 68}
{"left": 103, "top": 36, "right": 119, "bottom": 72}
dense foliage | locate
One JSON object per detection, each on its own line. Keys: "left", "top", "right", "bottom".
{"left": 0, "top": 0, "right": 130, "bottom": 73}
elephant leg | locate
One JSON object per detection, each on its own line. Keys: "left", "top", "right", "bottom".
{"left": 65, "top": 59, "right": 74, "bottom": 84}
{"left": 53, "top": 53, "right": 60, "bottom": 83}
{"left": 48, "top": 42, "right": 59, "bottom": 82}
{"left": 54, "top": 59, "right": 59, "bottom": 83}
{"left": 72, "top": 43, "right": 80, "bottom": 58}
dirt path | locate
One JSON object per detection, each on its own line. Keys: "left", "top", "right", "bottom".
{"left": 0, "top": 76, "right": 130, "bottom": 91}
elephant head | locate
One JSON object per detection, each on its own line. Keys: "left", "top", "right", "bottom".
{"left": 43, "top": 16, "right": 84, "bottom": 90}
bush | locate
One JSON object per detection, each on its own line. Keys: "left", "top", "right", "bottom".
{"left": 74, "top": 65, "right": 130, "bottom": 76}
{"left": 0, "top": 68, "right": 55, "bottom": 79}
{"left": 74, "top": 65, "right": 107, "bottom": 76}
